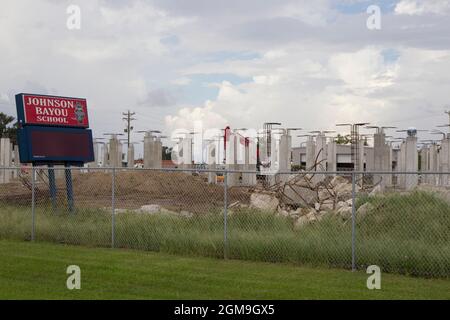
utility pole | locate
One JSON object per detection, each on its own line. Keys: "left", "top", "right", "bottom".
{"left": 122, "top": 110, "right": 136, "bottom": 147}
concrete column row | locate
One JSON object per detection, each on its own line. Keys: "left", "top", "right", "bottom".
{"left": 0, "top": 138, "right": 22, "bottom": 183}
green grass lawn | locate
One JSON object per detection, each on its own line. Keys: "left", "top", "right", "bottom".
{"left": 1, "top": 191, "right": 449, "bottom": 278}
{"left": 0, "top": 240, "right": 448, "bottom": 300}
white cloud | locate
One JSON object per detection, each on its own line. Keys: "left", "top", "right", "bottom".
{"left": 274, "top": 0, "right": 331, "bottom": 26}
{"left": 263, "top": 50, "right": 288, "bottom": 60}
{"left": 0, "top": 93, "right": 9, "bottom": 102}
{"left": 395, "top": 0, "right": 450, "bottom": 16}
{"left": 328, "top": 47, "right": 397, "bottom": 92}
{"left": 165, "top": 102, "right": 228, "bottom": 132}
{"left": 164, "top": 44, "right": 450, "bottom": 144}
{"left": 172, "top": 77, "right": 192, "bottom": 86}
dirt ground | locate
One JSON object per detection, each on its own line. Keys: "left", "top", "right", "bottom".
{"left": 0, "top": 170, "right": 252, "bottom": 213}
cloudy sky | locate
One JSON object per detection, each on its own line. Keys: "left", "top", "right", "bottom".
{"left": 1, "top": 0, "right": 450, "bottom": 154}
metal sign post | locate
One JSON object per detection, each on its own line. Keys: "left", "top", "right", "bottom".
{"left": 65, "top": 165, "right": 74, "bottom": 213}
{"left": 47, "top": 164, "right": 57, "bottom": 211}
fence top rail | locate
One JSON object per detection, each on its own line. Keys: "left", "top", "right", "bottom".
{"left": 3, "top": 166, "right": 450, "bottom": 175}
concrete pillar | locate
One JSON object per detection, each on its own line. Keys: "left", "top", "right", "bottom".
{"left": 154, "top": 137, "right": 162, "bottom": 169}
{"left": 181, "top": 137, "right": 192, "bottom": 169}
{"left": 436, "top": 144, "right": 441, "bottom": 183}
{"left": 373, "top": 133, "right": 386, "bottom": 170}
{"left": 439, "top": 138, "right": 450, "bottom": 186}
{"left": 247, "top": 137, "right": 257, "bottom": 185}
{"left": 313, "top": 133, "right": 327, "bottom": 184}
{"left": 265, "top": 133, "right": 279, "bottom": 186}
{"left": 117, "top": 141, "right": 123, "bottom": 167}
{"left": 373, "top": 133, "right": 384, "bottom": 174}
{"left": 13, "top": 144, "right": 20, "bottom": 178}
{"left": 404, "top": 136, "right": 418, "bottom": 190}
{"left": 383, "top": 144, "right": 393, "bottom": 186}
{"left": 94, "top": 141, "right": 99, "bottom": 167}
{"left": 279, "top": 132, "right": 290, "bottom": 172}
{"left": 9, "top": 142, "right": 14, "bottom": 180}
{"left": 274, "top": 131, "right": 290, "bottom": 184}
{"left": 0, "top": 138, "right": 12, "bottom": 183}
{"left": 226, "top": 133, "right": 239, "bottom": 186}
{"left": 420, "top": 146, "right": 429, "bottom": 178}
{"left": 259, "top": 133, "right": 274, "bottom": 187}
{"left": 270, "top": 134, "right": 278, "bottom": 172}
{"left": 315, "top": 134, "right": 327, "bottom": 171}
{"left": 365, "top": 147, "right": 374, "bottom": 172}
{"left": 143, "top": 132, "right": 155, "bottom": 168}
{"left": 108, "top": 136, "right": 121, "bottom": 167}
{"left": 373, "top": 132, "right": 391, "bottom": 189}
{"left": 14, "top": 145, "right": 20, "bottom": 166}
{"left": 305, "top": 136, "right": 316, "bottom": 170}
{"left": 257, "top": 133, "right": 273, "bottom": 185}
{"left": 235, "top": 136, "right": 244, "bottom": 183}
{"left": 397, "top": 142, "right": 406, "bottom": 188}
{"left": 241, "top": 139, "right": 250, "bottom": 186}
{"left": 420, "top": 145, "right": 428, "bottom": 182}
{"left": 288, "top": 134, "right": 292, "bottom": 172}
{"left": 235, "top": 135, "right": 245, "bottom": 170}
{"left": 127, "top": 144, "right": 135, "bottom": 168}
{"left": 326, "top": 140, "right": 337, "bottom": 174}
{"left": 358, "top": 138, "right": 365, "bottom": 173}
{"left": 259, "top": 136, "right": 269, "bottom": 169}
{"left": 207, "top": 141, "right": 216, "bottom": 183}
{"left": 429, "top": 144, "right": 439, "bottom": 185}
{"left": 89, "top": 141, "right": 100, "bottom": 168}
{"left": 102, "top": 144, "right": 109, "bottom": 167}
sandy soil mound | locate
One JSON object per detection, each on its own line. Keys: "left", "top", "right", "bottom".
{"left": 1, "top": 170, "right": 251, "bottom": 213}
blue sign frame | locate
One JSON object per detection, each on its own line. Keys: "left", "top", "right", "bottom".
{"left": 18, "top": 125, "right": 94, "bottom": 165}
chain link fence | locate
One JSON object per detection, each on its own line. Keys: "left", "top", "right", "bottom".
{"left": 0, "top": 167, "right": 449, "bottom": 278}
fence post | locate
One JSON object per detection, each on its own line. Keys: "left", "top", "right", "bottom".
{"left": 223, "top": 171, "right": 228, "bottom": 259}
{"left": 351, "top": 172, "right": 356, "bottom": 271}
{"left": 111, "top": 167, "right": 116, "bottom": 248}
{"left": 31, "top": 166, "right": 35, "bottom": 242}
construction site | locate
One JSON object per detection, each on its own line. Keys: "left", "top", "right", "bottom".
{"left": 3, "top": 112, "right": 450, "bottom": 202}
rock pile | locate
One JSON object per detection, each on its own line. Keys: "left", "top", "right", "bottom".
{"left": 249, "top": 174, "right": 364, "bottom": 227}
{"left": 112, "top": 204, "right": 194, "bottom": 218}
{"left": 249, "top": 192, "right": 279, "bottom": 212}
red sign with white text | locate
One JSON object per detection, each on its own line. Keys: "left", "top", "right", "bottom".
{"left": 20, "top": 94, "right": 89, "bottom": 128}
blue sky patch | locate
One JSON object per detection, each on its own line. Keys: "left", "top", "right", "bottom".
{"left": 333, "top": 0, "right": 398, "bottom": 14}
{"left": 381, "top": 48, "right": 401, "bottom": 63}
{"left": 202, "top": 51, "right": 261, "bottom": 63}
{"left": 160, "top": 34, "right": 180, "bottom": 47}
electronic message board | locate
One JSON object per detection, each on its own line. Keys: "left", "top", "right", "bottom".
{"left": 15, "top": 93, "right": 89, "bottom": 128}
{"left": 18, "top": 126, "right": 94, "bottom": 164}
